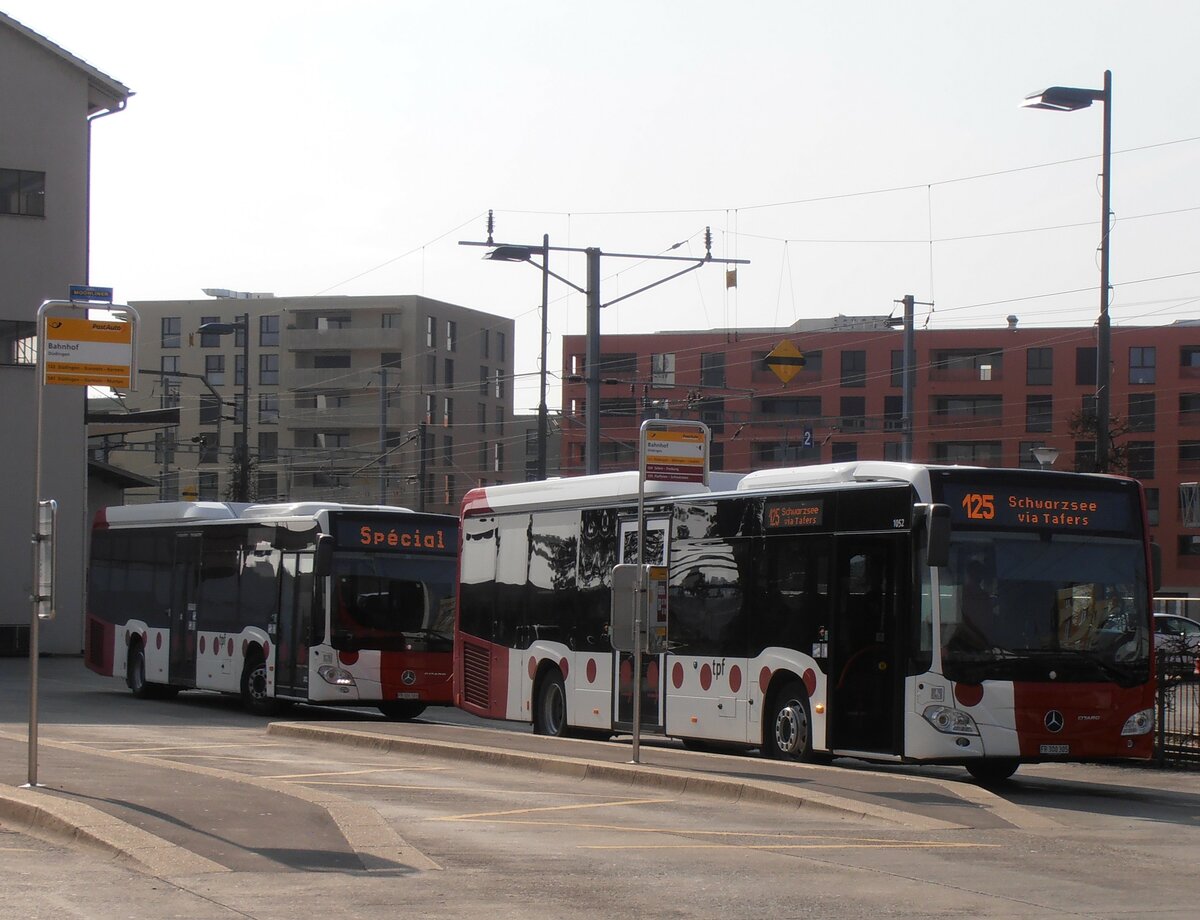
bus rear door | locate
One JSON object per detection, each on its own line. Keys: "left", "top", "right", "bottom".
{"left": 169, "top": 535, "right": 201, "bottom": 687}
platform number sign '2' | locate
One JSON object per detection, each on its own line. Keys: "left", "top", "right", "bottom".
{"left": 962, "top": 492, "right": 996, "bottom": 521}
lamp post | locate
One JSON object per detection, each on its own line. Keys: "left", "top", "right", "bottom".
{"left": 1023, "top": 71, "right": 1113, "bottom": 473}
{"left": 197, "top": 313, "right": 251, "bottom": 501}
{"left": 464, "top": 217, "right": 748, "bottom": 476}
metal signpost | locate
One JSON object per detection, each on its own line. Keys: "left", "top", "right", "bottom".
{"left": 626, "top": 418, "right": 709, "bottom": 763}
{"left": 26, "top": 291, "right": 137, "bottom": 787}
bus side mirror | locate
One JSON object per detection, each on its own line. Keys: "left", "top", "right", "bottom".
{"left": 918, "top": 503, "right": 950, "bottom": 568}
{"left": 1151, "top": 542, "right": 1162, "bottom": 592}
{"left": 314, "top": 534, "right": 334, "bottom": 577}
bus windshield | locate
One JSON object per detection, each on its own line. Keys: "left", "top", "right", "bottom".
{"left": 331, "top": 553, "right": 456, "bottom": 652}
{"left": 940, "top": 532, "right": 1150, "bottom": 685}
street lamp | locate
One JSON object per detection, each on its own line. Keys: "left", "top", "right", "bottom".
{"left": 1023, "top": 71, "right": 1113, "bottom": 473}
{"left": 1032, "top": 445, "right": 1060, "bottom": 470}
{"left": 197, "top": 313, "right": 251, "bottom": 501}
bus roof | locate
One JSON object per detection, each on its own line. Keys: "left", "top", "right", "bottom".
{"left": 736, "top": 461, "right": 939, "bottom": 493}
{"left": 99, "top": 500, "right": 418, "bottom": 528}
{"left": 463, "top": 470, "right": 746, "bottom": 515}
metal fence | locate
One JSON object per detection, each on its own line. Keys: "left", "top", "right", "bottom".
{"left": 1156, "top": 649, "right": 1200, "bottom": 769}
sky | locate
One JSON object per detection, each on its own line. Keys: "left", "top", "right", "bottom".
{"left": 7, "top": 1, "right": 1200, "bottom": 414}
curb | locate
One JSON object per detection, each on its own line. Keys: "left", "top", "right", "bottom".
{"left": 0, "top": 784, "right": 226, "bottom": 876}
{"left": 267, "top": 722, "right": 964, "bottom": 832}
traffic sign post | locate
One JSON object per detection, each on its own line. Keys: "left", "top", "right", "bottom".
{"left": 26, "top": 296, "right": 138, "bottom": 788}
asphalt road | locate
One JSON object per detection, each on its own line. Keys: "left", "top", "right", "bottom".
{"left": 3, "top": 657, "right": 1200, "bottom": 919}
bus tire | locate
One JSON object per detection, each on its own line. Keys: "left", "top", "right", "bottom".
{"left": 965, "top": 759, "right": 1019, "bottom": 784}
{"left": 763, "top": 680, "right": 816, "bottom": 762}
{"left": 127, "top": 644, "right": 152, "bottom": 698}
{"left": 533, "top": 670, "right": 568, "bottom": 737}
{"left": 240, "top": 651, "right": 280, "bottom": 716}
{"left": 378, "top": 701, "right": 427, "bottom": 721}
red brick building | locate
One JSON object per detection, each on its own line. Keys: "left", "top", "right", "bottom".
{"left": 561, "top": 316, "right": 1200, "bottom": 598}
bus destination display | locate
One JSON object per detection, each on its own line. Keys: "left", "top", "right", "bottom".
{"left": 333, "top": 517, "right": 454, "bottom": 552}
{"left": 941, "top": 483, "right": 1133, "bottom": 533}
{"left": 765, "top": 498, "right": 825, "bottom": 530}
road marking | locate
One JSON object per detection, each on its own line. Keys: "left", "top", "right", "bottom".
{"left": 578, "top": 841, "right": 1000, "bottom": 850}
{"left": 435, "top": 798, "right": 672, "bottom": 821}
{"left": 107, "top": 742, "right": 280, "bottom": 753}
{"left": 266, "top": 767, "right": 448, "bottom": 779}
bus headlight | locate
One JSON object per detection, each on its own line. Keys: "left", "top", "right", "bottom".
{"left": 318, "top": 665, "right": 357, "bottom": 687}
{"left": 922, "top": 705, "right": 980, "bottom": 736}
{"left": 1120, "top": 708, "right": 1154, "bottom": 736}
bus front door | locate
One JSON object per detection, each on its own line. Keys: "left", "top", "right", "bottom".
{"left": 828, "top": 537, "right": 904, "bottom": 755}
{"left": 169, "top": 535, "right": 201, "bottom": 688}
{"left": 275, "top": 552, "right": 314, "bottom": 698}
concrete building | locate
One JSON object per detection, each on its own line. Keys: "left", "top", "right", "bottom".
{"left": 0, "top": 13, "right": 131, "bottom": 655}
{"left": 562, "top": 316, "right": 1200, "bottom": 598}
{"left": 114, "top": 293, "right": 519, "bottom": 515}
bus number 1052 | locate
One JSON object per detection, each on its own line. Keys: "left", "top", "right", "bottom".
{"left": 962, "top": 492, "right": 995, "bottom": 520}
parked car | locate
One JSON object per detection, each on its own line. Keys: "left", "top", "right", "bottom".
{"left": 1155, "top": 613, "right": 1200, "bottom": 679}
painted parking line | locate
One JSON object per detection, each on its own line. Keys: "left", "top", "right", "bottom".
{"left": 579, "top": 841, "right": 1000, "bottom": 851}
{"left": 434, "top": 798, "right": 674, "bottom": 821}
{"left": 265, "top": 767, "right": 450, "bottom": 779}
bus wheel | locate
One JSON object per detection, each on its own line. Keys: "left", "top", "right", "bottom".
{"left": 534, "top": 671, "right": 568, "bottom": 737}
{"left": 965, "top": 759, "right": 1019, "bottom": 784}
{"left": 240, "top": 652, "right": 280, "bottom": 716}
{"left": 127, "top": 645, "right": 152, "bottom": 698}
{"left": 378, "top": 701, "right": 427, "bottom": 721}
{"left": 764, "top": 680, "right": 815, "bottom": 762}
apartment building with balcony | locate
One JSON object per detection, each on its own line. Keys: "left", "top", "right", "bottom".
{"left": 115, "top": 293, "right": 517, "bottom": 514}
{"left": 562, "top": 315, "right": 1200, "bottom": 598}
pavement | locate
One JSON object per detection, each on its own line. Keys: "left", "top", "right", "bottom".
{"left": 7, "top": 700, "right": 1200, "bottom": 876}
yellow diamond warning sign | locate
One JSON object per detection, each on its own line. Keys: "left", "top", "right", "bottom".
{"left": 43, "top": 317, "right": 133, "bottom": 388}
{"left": 766, "top": 340, "right": 806, "bottom": 384}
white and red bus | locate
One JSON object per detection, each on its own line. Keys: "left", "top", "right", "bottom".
{"left": 454, "top": 462, "right": 1157, "bottom": 781}
{"left": 85, "top": 501, "right": 457, "bottom": 718}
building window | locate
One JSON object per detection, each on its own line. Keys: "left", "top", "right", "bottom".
{"left": 1075, "top": 441, "right": 1097, "bottom": 473}
{"left": 890, "top": 350, "right": 904, "bottom": 388}
{"left": 481, "top": 329, "right": 490, "bottom": 358}
{"left": 840, "top": 350, "right": 866, "bottom": 388}
{"left": 1182, "top": 394, "right": 1200, "bottom": 425}
{"left": 199, "top": 394, "right": 221, "bottom": 425}
{"left": 426, "top": 315, "right": 437, "bottom": 349}
{"left": 444, "top": 358, "right": 454, "bottom": 387}
{"left": 758, "top": 396, "right": 821, "bottom": 418}
{"left": 831, "top": 442, "right": 858, "bottom": 463}
{"left": 154, "top": 431, "right": 175, "bottom": 465}
{"left": 426, "top": 354, "right": 437, "bottom": 387}
{"left": 258, "top": 430, "right": 278, "bottom": 461}
{"left": 1075, "top": 347, "right": 1097, "bottom": 386}
{"left": 1182, "top": 346, "right": 1200, "bottom": 369}
{"left": 200, "top": 316, "right": 225, "bottom": 347}
{"left": 710, "top": 440, "right": 724, "bottom": 471}
{"left": 0, "top": 168, "right": 45, "bottom": 216}
{"left": 259, "top": 354, "right": 279, "bottom": 385}
{"left": 840, "top": 396, "right": 866, "bottom": 430}
{"left": 445, "top": 320, "right": 457, "bottom": 352}
{"left": 425, "top": 394, "right": 435, "bottom": 425}
{"left": 651, "top": 353, "right": 676, "bottom": 386}
{"left": 381, "top": 352, "right": 402, "bottom": 372}
{"left": 1179, "top": 441, "right": 1200, "bottom": 475}
{"left": 935, "top": 396, "right": 1003, "bottom": 419}
{"left": 198, "top": 432, "right": 219, "bottom": 464}
{"left": 1127, "top": 441, "right": 1155, "bottom": 479}
{"left": 198, "top": 472, "right": 219, "bottom": 501}
{"left": 1026, "top": 395, "right": 1052, "bottom": 432}
{"left": 317, "top": 314, "right": 351, "bottom": 330}
{"left": 443, "top": 397, "right": 453, "bottom": 426}
{"left": 161, "top": 317, "right": 181, "bottom": 349}
{"left": 495, "top": 405, "right": 504, "bottom": 434}
{"left": 493, "top": 443, "right": 504, "bottom": 473}
{"left": 1, "top": 321, "right": 37, "bottom": 365}
{"left": 701, "top": 352, "right": 726, "bottom": 388}
{"left": 313, "top": 353, "right": 351, "bottom": 369}
{"left": 883, "top": 395, "right": 903, "bottom": 430}
{"left": 205, "top": 354, "right": 225, "bottom": 386}
{"left": 259, "top": 314, "right": 280, "bottom": 347}
{"left": 1128, "top": 393, "right": 1155, "bottom": 432}
{"left": 381, "top": 313, "right": 402, "bottom": 329}
{"left": 1129, "top": 346, "right": 1156, "bottom": 385}
{"left": 259, "top": 393, "right": 279, "bottom": 424}
{"left": 479, "top": 366, "right": 488, "bottom": 395}
{"left": 442, "top": 436, "right": 454, "bottom": 464}
{"left": 933, "top": 442, "right": 1002, "bottom": 465}
{"left": 494, "top": 369, "right": 504, "bottom": 399}
{"left": 498, "top": 331, "right": 507, "bottom": 362}
{"left": 235, "top": 354, "right": 245, "bottom": 387}
{"left": 313, "top": 431, "right": 349, "bottom": 449}
{"left": 1145, "top": 487, "right": 1159, "bottom": 526}
{"left": 1026, "top": 347, "right": 1053, "bottom": 386}
{"left": 599, "top": 353, "right": 638, "bottom": 378}
{"left": 699, "top": 397, "right": 724, "bottom": 433}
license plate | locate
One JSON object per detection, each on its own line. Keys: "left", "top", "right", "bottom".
{"left": 394, "top": 692, "right": 419, "bottom": 700}
{"left": 1040, "top": 744, "right": 1069, "bottom": 755}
